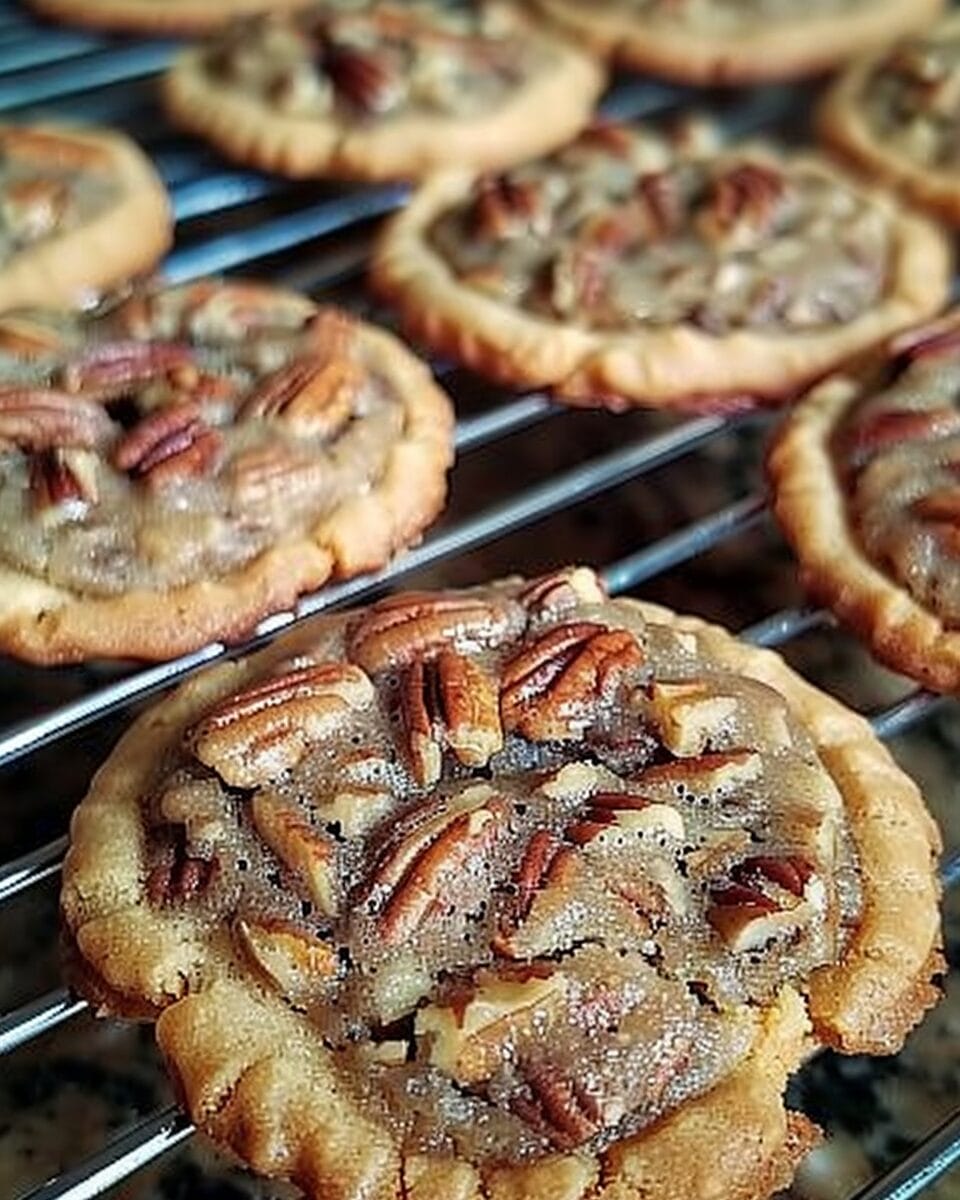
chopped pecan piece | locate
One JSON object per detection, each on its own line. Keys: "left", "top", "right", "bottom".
{"left": 28, "top": 448, "right": 98, "bottom": 511}
{"left": 235, "top": 916, "right": 337, "bottom": 1001}
{"left": 735, "top": 855, "right": 815, "bottom": 898}
{"left": 1, "top": 177, "right": 68, "bottom": 241}
{"left": 473, "top": 175, "right": 545, "bottom": 239}
{"left": 501, "top": 623, "right": 644, "bottom": 741}
{"left": 251, "top": 792, "right": 338, "bottom": 915}
{"left": 325, "top": 44, "right": 405, "bottom": 113}
{"left": 708, "top": 855, "right": 818, "bottom": 952}
{"left": 112, "top": 401, "right": 222, "bottom": 489}
{"left": 416, "top": 971, "right": 568, "bottom": 1086}
{"left": 145, "top": 836, "right": 218, "bottom": 906}
{"left": 348, "top": 589, "right": 525, "bottom": 674}
{"left": 0, "top": 388, "right": 113, "bottom": 452}
{"left": 238, "top": 354, "right": 362, "bottom": 439}
{"left": 514, "top": 830, "right": 570, "bottom": 923}
{"left": 577, "top": 121, "right": 635, "bottom": 157}
{"left": 158, "top": 778, "right": 228, "bottom": 848}
{"left": 59, "top": 340, "right": 196, "bottom": 397}
{"left": 400, "top": 651, "right": 503, "bottom": 786}
{"left": 188, "top": 662, "right": 373, "bottom": 788}
{"left": 636, "top": 169, "right": 682, "bottom": 238}
{"left": 568, "top": 793, "right": 685, "bottom": 844}
{"left": 517, "top": 567, "right": 607, "bottom": 621}
{"left": 638, "top": 748, "right": 761, "bottom": 794}
{"left": 700, "top": 162, "right": 784, "bottom": 245}
{"left": 512, "top": 1060, "right": 602, "bottom": 1150}
{"left": 637, "top": 681, "right": 737, "bottom": 757}
{"left": 369, "top": 785, "right": 506, "bottom": 944}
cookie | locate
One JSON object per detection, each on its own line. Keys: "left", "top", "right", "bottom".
{"left": 530, "top": 0, "right": 942, "bottom": 86}
{"left": 769, "top": 311, "right": 960, "bottom": 694}
{"left": 62, "top": 567, "right": 942, "bottom": 1200}
{"left": 25, "top": 0, "right": 311, "bottom": 35}
{"left": 371, "top": 121, "right": 951, "bottom": 414}
{"left": 162, "top": 1, "right": 605, "bottom": 182}
{"left": 819, "top": 11, "right": 960, "bottom": 226}
{"left": 0, "top": 280, "right": 453, "bottom": 664}
{"left": 0, "top": 123, "right": 170, "bottom": 313}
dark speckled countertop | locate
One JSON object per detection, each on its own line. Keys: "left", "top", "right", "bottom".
{"left": 0, "top": 409, "right": 957, "bottom": 1199}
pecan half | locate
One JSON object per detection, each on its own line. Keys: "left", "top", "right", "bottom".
{"left": 59, "top": 340, "right": 196, "bottom": 397}
{"left": 348, "top": 590, "right": 525, "bottom": 675}
{"left": 235, "top": 916, "right": 337, "bottom": 1001}
{"left": 325, "top": 44, "right": 405, "bottom": 113}
{"left": 188, "top": 662, "right": 373, "bottom": 788}
{"left": 0, "top": 388, "right": 113, "bottom": 452}
{"left": 700, "top": 162, "right": 784, "bottom": 244}
{"left": 368, "top": 786, "right": 506, "bottom": 944}
{"left": 401, "top": 651, "right": 503, "bottom": 786}
{"left": 238, "top": 354, "right": 362, "bottom": 439}
{"left": 913, "top": 487, "right": 960, "bottom": 522}
{"left": 473, "top": 175, "right": 545, "bottom": 240}
{"left": 28, "top": 448, "right": 98, "bottom": 511}
{"left": 846, "top": 408, "right": 960, "bottom": 460}
{"left": 228, "top": 444, "right": 321, "bottom": 509}
{"left": 500, "top": 622, "right": 645, "bottom": 741}
{"left": 636, "top": 681, "right": 737, "bottom": 757}
{"left": 251, "top": 792, "right": 338, "bottom": 916}
{"left": 512, "top": 1060, "right": 602, "bottom": 1150}
{"left": 112, "top": 401, "right": 222, "bottom": 488}
{"left": 415, "top": 971, "right": 568, "bottom": 1086}
{"left": 493, "top": 833, "right": 580, "bottom": 959}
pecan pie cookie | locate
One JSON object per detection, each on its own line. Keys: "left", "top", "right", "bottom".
{"left": 0, "top": 280, "right": 453, "bottom": 664}
{"left": 162, "top": 1, "right": 605, "bottom": 182}
{"left": 819, "top": 11, "right": 960, "bottom": 226}
{"left": 769, "top": 310, "right": 960, "bottom": 694}
{"left": 0, "top": 124, "right": 170, "bottom": 313}
{"left": 25, "top": 0, "right": 311, "bottom": 35}
{"left": 62, "top": 568, "right": 942, "bottom": 1200}
{"left": 371, "top": 122, "right": 951, "bottom": 413}
{"left": 530, "top": 0, "right": 942, "bottom": 85}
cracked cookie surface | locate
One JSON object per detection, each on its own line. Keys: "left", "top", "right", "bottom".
{"left": 0, "top": 279, "right": 453, "bottom": 663}
{"left": 770, "top": 309, "right": 960, "bottom": 693}
{"left": 62, "top": 568, "right": 942, "bottom": 1200}
{"left": 162, "top": 0, "right": 604, "bottom": 181}
{"left": 0, "top": 123, "right": 170, "bottom": 313}
{"left": 530, "top": 0, "right": 941, "bottom": 84}
{"left": 820, "top": 10, "right": 960, "bottom": 225}
{"left": 370, "top": 121, "right": 950, "bottom": 412}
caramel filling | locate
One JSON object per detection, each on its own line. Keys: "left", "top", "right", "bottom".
{"left": 142, "top": 573, "right": 861, "bottom": 1162}
{"left": 204, "top": 1, "right": 551, "bottom": 121}
{"left": 429, "top": 130, "right": 890, "bottom": 334}
{"left": 860, "top": 16, "right": 960, "bottom": 171}
{"left": 835, "top": 328, "right": 960, "bottom": 626}
{"left": 0, "top": 286, "right": 405, "bottom": 595}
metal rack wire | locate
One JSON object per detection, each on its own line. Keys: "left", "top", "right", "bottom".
{"left": 0, "top": 4, "right": 957, "bottom": 1198}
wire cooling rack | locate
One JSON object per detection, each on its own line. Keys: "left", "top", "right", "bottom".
{"left": 0, "top": 3, "right": 958, "bottom": 1197}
